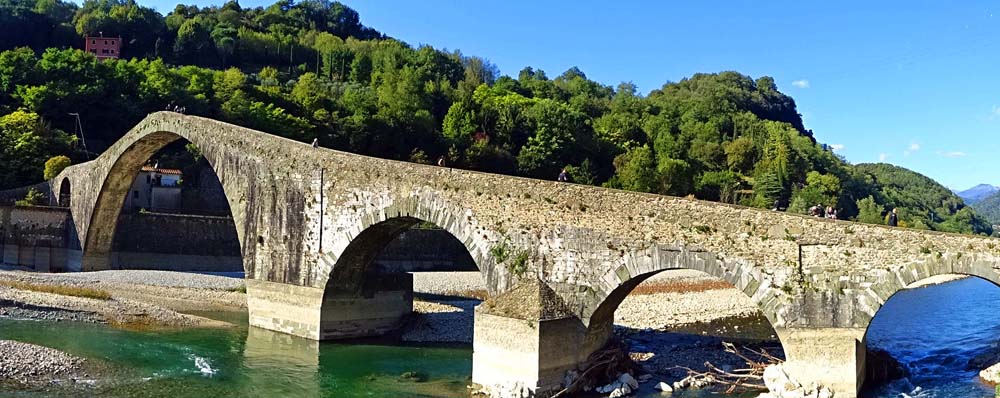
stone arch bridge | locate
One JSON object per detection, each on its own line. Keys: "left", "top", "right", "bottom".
{"left": 49, "top": 112, "right": 1000, "bottom": 397}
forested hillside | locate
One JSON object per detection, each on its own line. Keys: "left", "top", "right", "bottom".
{"left": 852, "top": 163, "right": 991, "bottom": 234}
{"left": 0, "top": 0, "right": 992, "bottom": 235}
{"left": 971, "top": 191, "right": 1000, "bottom": 226}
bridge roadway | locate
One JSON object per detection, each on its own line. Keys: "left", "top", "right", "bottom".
{"left": 49, "top": 112, "right": 1000, "bottom": 397}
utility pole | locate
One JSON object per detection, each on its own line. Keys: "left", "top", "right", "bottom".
{"left": 68, "top": 113, "right": 90, "bottom": 160}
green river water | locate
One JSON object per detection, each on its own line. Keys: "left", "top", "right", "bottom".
{"left": 0, "top": 311, "right": 758, "bottom": 398}
{"left": 0, "top": 312, "right": 473, "bottom": 398}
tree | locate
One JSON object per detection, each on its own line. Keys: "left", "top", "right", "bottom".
{"left": 15, "top": 187, "right": 46, "bottom": 206}
{"left": 607, "top": 145, "right": 657, "bottom": 193}
{"left": 788, "top": 171, "right": 841, "bottom": 214}
{"left": 856, "top": 196, "right": 885, "bottom": 224}
{"left": 0, "top": 110, "right": 74, "bottom": 188}
{"left": 43, "top": 155, "right": 71, "bottom": 180}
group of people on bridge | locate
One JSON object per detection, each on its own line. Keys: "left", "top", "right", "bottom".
{"left": 808, "top": 204, "right": 838, "bottom": 220}
{"left": 165, "top": 103, "right": 186, "bottom": 114}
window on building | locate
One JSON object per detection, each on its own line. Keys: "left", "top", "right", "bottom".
{"left": 104, "top": 40, "right": 108, "bottom": 45}
{"left": 110, "top": 49, "right": 115, "bottom": 54}
{"left": 146, "top": 175, "right": 151, "bottom": 183}
{"left": 101, "top": 49, "right": 109, "bottom": 54}
{"left": 111, "top": 41, "right": 115, "bottom": 45}
{"left": 90, "top": 49, "right": 97, "bottom": 54}
{"left": 91, "top": 40, "right": 95, "bottom": 44}
{"left": 133, "top": 190, "right": 139, "bottom": 199}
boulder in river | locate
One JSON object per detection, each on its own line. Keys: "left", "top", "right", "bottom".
{"left": 980, "top": 363, "right": 1000, "bottom": 386}
{"left": 866, "top": 347, "right": 909, "bottom": 383}
{"left": 968, "top": 343, "right": 1000, "bottom": 370}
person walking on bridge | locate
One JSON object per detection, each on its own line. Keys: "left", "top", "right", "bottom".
{"left": 557, "top": 167, "right": 569, "bottom": 182}
{"left": 888, "top": 208, "right": 898, "bottom": 227}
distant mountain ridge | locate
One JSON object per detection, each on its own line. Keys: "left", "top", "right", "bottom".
{"left": 972, "top": 190, "right": 1000, "bottom": 225}
{"left": 957, "top": 184, "right": 999, "bottom": 205}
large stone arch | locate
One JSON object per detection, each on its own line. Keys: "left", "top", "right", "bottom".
{"left": 316, "top": 193, "right": 508, "bottom": 296}
{"left": 57, "top": 113, "right": 275, "bottom": 275}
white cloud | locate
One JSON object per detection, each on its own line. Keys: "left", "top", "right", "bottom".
{"left": 828, "top": 144, "right": 845, "bottom": 152}
{"left": 791, "top": 79, "right": 810, "bottom": 89}
{"left": 878, "top": 153, "right": 888, "bottom": 162}
{"left": 904, "top": 142, "right": 920, "bottom": 156}
{"left": 937, "top": 150, "right": 967, "bottom": 158}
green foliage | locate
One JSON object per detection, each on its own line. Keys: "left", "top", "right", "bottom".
{"left": 0, "top": 109, "right": 74, "bottom": 188}
{"left": 855, "top": 196, "right": 885, "bottom": 225}
{"left": 788, "top": 171, "right": 841, "bottom": 214}
{"left": 15, "top": 187, "right": 46, "bottom": 206}
{"left": 855, "top": 163, "right": 992, "bottom": 235}
{"left": 970, "top": 190, "right": 1000, "bottom": 226}
{"left": 605, "top": 145, "right": 657, "bottom": 193}
{"left": 490, "top": 240, "right": 511, "bottom": 264}
{"left": 508, "top": 251, "right": 529, "bottom": 277}
{"left": 0, "top": 0, "right": 991, "bottom": 237}
{"left": 43, "top": 155, "right": 71, "bottom": 180}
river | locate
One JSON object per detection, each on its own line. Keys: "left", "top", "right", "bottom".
{"left": 862, "top": 276, "right": 1000, "bottom": 398}
{"left": 0, "top": 276, "right": 997, "bottom": 397}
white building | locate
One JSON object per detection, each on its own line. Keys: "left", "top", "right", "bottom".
{"left": 124, "top": 164, "right": 182, "bottom": 212}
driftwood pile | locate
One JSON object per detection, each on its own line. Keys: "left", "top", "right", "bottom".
{"left": 551, "top": 340, "right": 641, "bottom": 397}
{"left": 671, "top": 342, "right": 783, "bottom": 393}
{"left": 553, "top": 340, "right": 783, "bottom": 396}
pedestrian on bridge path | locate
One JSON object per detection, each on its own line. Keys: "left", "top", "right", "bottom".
{"left": 888, "top": 208, "right": 898, "bottom": 227}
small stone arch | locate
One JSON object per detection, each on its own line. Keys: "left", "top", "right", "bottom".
{"left": 860, "top": 259, "right": 1000, "bottom": 331}
{"left": 317, "top": 193, "right": 508, "bottom": 294}
{"left": 582, "top": 245, "right": 785, "bottom": 347}
{"left": 318, "top": 195, "right": 506, "bottom": 296}
{"left": 57, "top": 177, "right": 71, "bottom": 207}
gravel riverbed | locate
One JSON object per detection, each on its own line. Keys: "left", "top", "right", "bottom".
{"left": 0, "top": 340, "right": 87, "bottom": 386}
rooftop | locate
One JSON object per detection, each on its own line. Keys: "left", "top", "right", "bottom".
{"left": 140, "top": 165, "right": 182, "bottom": 175}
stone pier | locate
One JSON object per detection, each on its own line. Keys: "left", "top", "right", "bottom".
{"left": 471, "top": 280, "right": 606, "bottom": 397}
{"left": 247, "top": 273, "right": 413, "bottom": 341}
{"left": 777, "top": 328, "right": 868, "bottom": 398}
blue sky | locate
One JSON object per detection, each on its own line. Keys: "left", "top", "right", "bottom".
{"left": 137, "top": 0, "right": 1000, "bottom": 189}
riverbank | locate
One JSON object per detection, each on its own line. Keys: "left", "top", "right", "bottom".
{"left": 0, "top": 270, "right": 242, "bottom": 328}
{"left": 0, "top": 340, "right": 90, "bottom": 387}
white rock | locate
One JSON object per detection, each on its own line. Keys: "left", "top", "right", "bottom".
{"left": 597, "top": 381, "right": 622, "bottom": 394}
{"left": 618, "top": 373, "right": 639, "bottom": 389}
{"left": 763, "top": 364, "right": 799, "bottom": 393}
{"left": 981, "top": 362, "right": 1000, "bottom": 385}
{"left": 608, "top": 384, "right": 631, "bottom": 398}
{"left": 654, "top": 381, "right": 673, "bottom": 392}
